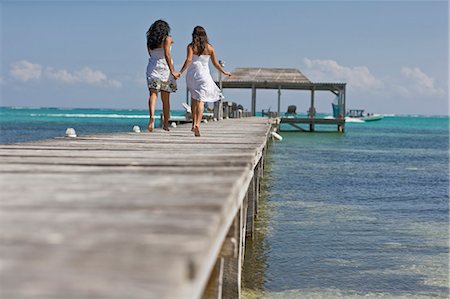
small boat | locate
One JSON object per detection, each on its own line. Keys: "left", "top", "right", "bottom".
{"left": 331, "top": 104, "right": 383, "bottom": 122}
{"left": 347, "top": 109, "right": 383, "bottom": 122}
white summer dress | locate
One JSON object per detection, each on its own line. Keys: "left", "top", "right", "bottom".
{"left": 146, "top": 48, "right": 177, "bottom": 92}
{"left": 186, "top": 55, "right": 223, "bottom": 102}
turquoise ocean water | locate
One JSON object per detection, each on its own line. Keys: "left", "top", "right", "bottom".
{"left": 243, "top": 115, "right": 449, "bottom": 298}
{"left": 1, "top": 107, "right": 448, "bottom": 298}
{"left": 0, "top": 107, "right": 187, "bottom": 144}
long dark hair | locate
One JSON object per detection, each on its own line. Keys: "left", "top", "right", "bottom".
{"left": 146, "top": 20, "right": 170, "bottom": 50}
{"left": 190, "top": 26, "right": 209, "bottom": 55}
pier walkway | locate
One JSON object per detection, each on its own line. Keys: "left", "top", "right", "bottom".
{"left": 0, "top": 117, "right": 273, "bottom": 299}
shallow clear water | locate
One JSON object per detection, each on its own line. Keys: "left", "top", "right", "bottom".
{"left": 243, "top": 116, "right": 449, "bottom": 298}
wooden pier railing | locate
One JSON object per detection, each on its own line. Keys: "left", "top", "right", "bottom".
{"left": 0, "top": 117, "right": 274, "bottom": 299}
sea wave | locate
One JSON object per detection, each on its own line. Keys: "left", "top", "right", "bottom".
{"left": 29, "top": 113, "right": 154, "bottom": 119}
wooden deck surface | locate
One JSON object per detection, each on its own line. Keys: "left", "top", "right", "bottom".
{"left": 0, "top": 117, "right": 273, "bottom": 299}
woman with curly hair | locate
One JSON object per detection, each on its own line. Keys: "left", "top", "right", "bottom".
{"left": 178, "top": 26, "right": 231, "bottom": 137}
{"left": 146, "top": 20, "right": 180, "bottom": 132}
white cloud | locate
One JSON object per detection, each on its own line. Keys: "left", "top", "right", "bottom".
{"left": 74, "top": 67, "right": 107, "bottom": 84}
{"left": 46, "top": 68, "right": 78, "bottom": 83}
{"left": 108, "top": 79, "right": 123, "bottom": 88}
{"left": 10, "top": 60, "right": 42, "bottom": 82}
{"left": 303, "top": 58, "right": 384, "bottom": 90}
{"left": 46, "top": 66, "right": 122, "bottom": 88}
{"left": 400, "top": 67, "right": 445, "bottom": 96}
{"left": 301, "top": 59, "right": 446, "bottom": 100}
{"left": 8, "top": 60, "right": 122, "bottom": 88}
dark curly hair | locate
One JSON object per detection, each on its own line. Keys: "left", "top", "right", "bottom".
{"left": 190, "top": 26, "right": 209, "bottom": 55}
{"left": 146, "top": 20, "right": 170, "bottom": 50}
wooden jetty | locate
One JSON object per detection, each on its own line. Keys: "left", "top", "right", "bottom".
{"left": 0, "top": 117, "right": 274, "bottom": 299}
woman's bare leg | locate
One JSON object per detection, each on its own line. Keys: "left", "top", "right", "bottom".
{"left": 194, "top": 99, "right": 204, "bottom": 137}
{"left": 191, "top": 98, "right": 197, "bottom": 131}
{"left": 161, "top": 91, "right": 170, "bottom": 131}
{"left": 148, "top": 89, "right": 158, "bottom": 132}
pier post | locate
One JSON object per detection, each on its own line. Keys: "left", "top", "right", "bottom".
{"left": 222, "top": 207, "right": 244, "bottom": 299}
{"left": 254, "top": 162, "right": 261, "bottom": 217}
{"left": 309, "top": 88, "right": 315, "bottom": 132}
{"left": 277, "top": 86, "right": 281, "bottom": 115}
{"left": 223, "top": 102, "right": 230, "bottom": 119}
{"left": 246, "top": 176, "right": 256, "bottom": 238}
{"left": 214, "top": 101, "right": 223, "bottom": 120}
{"left": 260, "top": 149, "right": 265, "bottom": 178}
{"left": 202, "top": 258, "right": 224, "bottom": 299}
{"left": 251, "top": 85, "right": 256, "bottom": 116}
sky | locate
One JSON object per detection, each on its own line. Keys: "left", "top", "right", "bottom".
{"left": 0, "top": 0, "right": 448, "bottom": 115}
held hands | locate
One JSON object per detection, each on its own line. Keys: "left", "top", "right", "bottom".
{"left": 172, "top": 72, "right": 181, "bottom": 80}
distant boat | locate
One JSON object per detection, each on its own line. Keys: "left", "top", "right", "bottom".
{"left": 347, "top": 109, "right": 384, "bottom": 122}
{"left": 332, "top": 104, "right": 383, "bottom": 122}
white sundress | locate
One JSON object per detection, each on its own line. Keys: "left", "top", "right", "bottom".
{"left": 146, "top": 48, "right": 177, "bottom": 92}
{"left": 186, "top": 55, "right": 223, "bottom": 102}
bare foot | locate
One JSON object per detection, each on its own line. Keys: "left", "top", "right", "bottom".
{"left": 163, "top": 126, "right": 170, "bottom": 131}
{"left": 147, "top": 121, "right": 154, "bottom": 132}
{"left": 191, "top": 126, "right": 195, "bottom": 132}
{"left": 193, "top": 126, "right": 200, "bottom": 137}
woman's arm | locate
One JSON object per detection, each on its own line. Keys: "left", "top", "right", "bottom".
{"left": 210, "top": 45, "right": 231, "bottom": 76}
{"left": 179, "top": 44, "right": 194, "bottom": 75}
{"left": 163, "top": 36, "right": 180, "bottom": 79}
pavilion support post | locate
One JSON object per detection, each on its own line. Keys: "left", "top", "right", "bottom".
{"left": 341, "top": 86, "right": 346, "bottom": 132}
{"left": 277, "top": 86, "right": 281, "bottom": 116}
{"left": 309, "top": 88, "right": 315, "bottom": 132}
{"left": 343, "top": 86, "right": 346, "bottom": 118}
{"left": 338, "top": 90, "right": 342, "bottom": 114}
{"left": 251, "top": 85, "right": 256, "bottom": 116}
{"left": 337, "top": 90, "right": 343, "bottom": 132}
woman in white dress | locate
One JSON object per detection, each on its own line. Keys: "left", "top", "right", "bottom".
{"left": 178, "top": 26, "right": 231, "bottom": 137}
{"left": 146, "top": 20, "right": 180, "bottom": 132}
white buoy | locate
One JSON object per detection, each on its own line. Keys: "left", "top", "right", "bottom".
{"left": 271, "top": 131, "right": 283, "bottom": 141}
{"left": 171, "top": 122, "right": 177, "bottom": 128}
{"left": 65, "top": 128, "right": 77, "bottom": 138}
{"left": 203, "top": 119, "right": 208, "bottom": 124}
{"left": 132, "top": 125, "right": 141, "bottom": 133}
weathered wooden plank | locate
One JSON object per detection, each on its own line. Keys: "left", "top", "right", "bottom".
{"left": 0, "top": 164, "right": 249, "bottom": 174}
{"left": 0, "top": 171, "right": 247, "bottom": 209}
{"left": 0, "top": 156, "right": 254, "bottom": 167}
